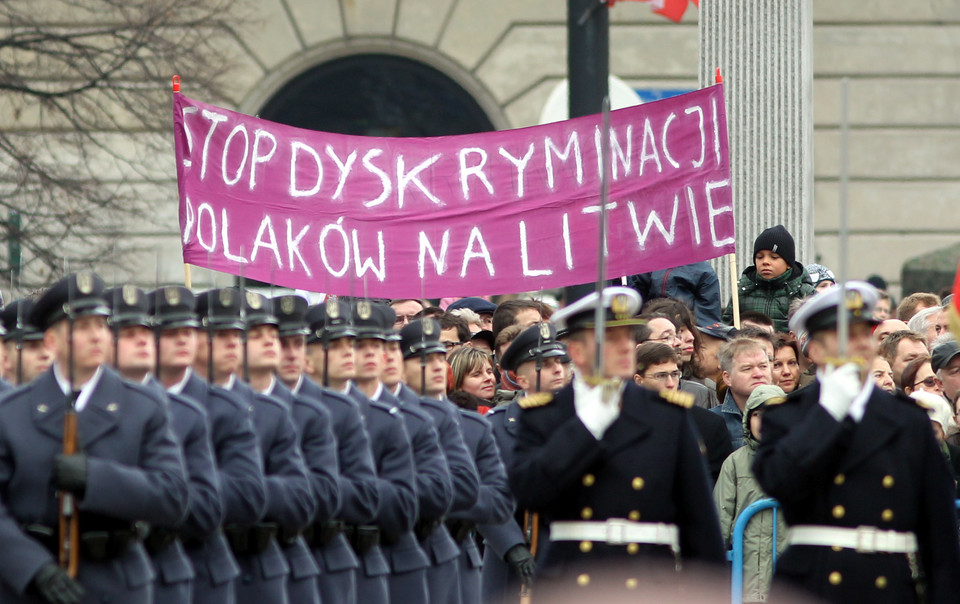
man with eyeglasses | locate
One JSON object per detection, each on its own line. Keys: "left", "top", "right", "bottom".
{"left": 390, "top": 299, "right": 425, "bottom": 328}
{"left": 634, "top": 342, "right": 731, "bottom": 485}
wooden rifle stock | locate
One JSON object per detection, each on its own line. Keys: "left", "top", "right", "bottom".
{"left": 59, "top": 403, "right": 80, "bottom": 577}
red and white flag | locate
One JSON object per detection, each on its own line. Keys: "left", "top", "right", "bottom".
{"left": 608, "top": 0, "right": 699, "bottom": 23}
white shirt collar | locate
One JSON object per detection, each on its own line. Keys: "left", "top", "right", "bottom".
{"left": 291, "top": 374, "right": 304, "bottom": 395}
{"left": 53, "top": 363, "right": 105, "bottom": 413}
{"left": 258, "top": 375, "right": 277, "bottom": 396}
{"left": 390, "top": 383, "right": 402, "bottom": 398}
{"left": 370, "top": 382, "right": 384, "bottom": 402}
{"left": 221, "top": 374, "right": 236, "bottom": 391}
{"left": 167, "top": 367, "right": 192, "bottom": 395}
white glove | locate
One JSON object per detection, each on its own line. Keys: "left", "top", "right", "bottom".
{"left": 575, "top": 381, "right": 621, "bottom": 439}
{"left": 818, "top": 362, "right": 862, "bottom": 421}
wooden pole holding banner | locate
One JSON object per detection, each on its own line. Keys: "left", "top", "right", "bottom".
{"left": 184, "top": 264, "right": 192, "bottom": 289}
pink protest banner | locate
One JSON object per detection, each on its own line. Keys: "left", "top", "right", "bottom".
{"left": 173, "top": 85, "right": 734, "bottom": 298}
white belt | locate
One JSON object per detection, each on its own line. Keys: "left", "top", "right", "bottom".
{"left": 550, "top": 520, "right": 680, "bottom": 553}
{"left": 787, "top": 525, "right": 917, "bottom": 554}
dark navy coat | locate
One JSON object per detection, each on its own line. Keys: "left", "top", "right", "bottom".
{"left": 450, "top": 407, "right": 514, "bottom": 604}
{"left": 509, "top": 380, "right": 725, "bottom": 589}
{"left": 228, "top": 379, "right": 316, "bottom": 604}
{"left": 179, "top": 371, "right": 264, "bottom": 595}
{"left": 298, "top": 376, "right": 381, "bottom": 604}
{"left": 0, "top": 366, "right": 189, "bottom": 602}
{"left": 478, "top": 402, "right": 535, "bottom": 604}
{"left": 753, "top": 382, "right": 960, "bottom": 604}
{"left": 144, "top": 377, "right": 223, "bottom": 604}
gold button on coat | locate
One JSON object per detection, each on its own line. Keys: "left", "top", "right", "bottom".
{"left": 631, "top": 477, "right": 645, "bottom": 490}
{"left": 627, "top": 543, "right": 639, "bottom": 555}
{"left": 625, "top": 578, "right": 638, "bottom": 590}
{"left": 881, "top": 509, "right": 894, "bottom": 522}
{"left": 577, "top": 574, "right": 590, "bottom": 587}
{"left": 875, "top": 576, "right": 887, "bottom": 589}
{"left": 581, "top": 507, "right": 593, "bottom": 520}
{"left": 580, "top": 541, "right": 592, "bottom": 553}
{"left": 832, "top": 505, "right": 845, "bottom": 519}
{"left": 829, "top": 572, "right": 842, "bottom": 585}
{"left": 834, "top": 474, "right": 845, "bottom": 485}
{"left": 628, "top": 510, "right": 640, "bottom": 521}
{"left": 582, "top": 474, "right": 595, "bottom": 487}
{"left": 882, "top": 475, "right": 894, "bottom": 488}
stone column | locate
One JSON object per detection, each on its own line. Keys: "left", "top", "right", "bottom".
{"left": 699, "top": 0, "right": 814, "bottom": 304}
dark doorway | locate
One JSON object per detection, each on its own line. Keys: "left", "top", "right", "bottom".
{"left": 258, "top": 53, "right": 495, "bottom": 137}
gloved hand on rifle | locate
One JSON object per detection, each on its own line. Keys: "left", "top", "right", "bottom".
{"left": 53, "top": 453, "right": 88, "bottom": 496}
{"left": 505, "top": 544, "right": 536, "bottom": 586}
{"left": 31, "top": 563, "right": 84, "bottom": 604}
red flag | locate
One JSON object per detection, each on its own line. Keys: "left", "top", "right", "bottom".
{"left": 607, "top": 0, "right": 698, "bottom": 23}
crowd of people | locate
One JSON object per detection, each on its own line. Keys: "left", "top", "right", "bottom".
{"left": 0, "top": 222, "right": 957, "bottom": 604}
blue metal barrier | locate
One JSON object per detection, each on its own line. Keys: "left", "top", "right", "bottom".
{"left": 729, "top": 498, "right": 779, "bottom": 604}
{"left": 729, "top": 498, "right": 960, "bottom": 603}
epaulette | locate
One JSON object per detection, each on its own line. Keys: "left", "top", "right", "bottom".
{"left": 659, "top": 389, "right": 694, "bottom": 408}
{"left": 517, "top": 392, "right": 553, "bottom": 409}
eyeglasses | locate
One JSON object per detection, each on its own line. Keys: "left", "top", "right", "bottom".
{"left": 914, "top": 376, "right": 942, "bottom": 389}
{"left": 440, "top": 341, "right": 462, "bottom": 350}
{"left": 645, "top": 370, "right": 682, "bottom": 382}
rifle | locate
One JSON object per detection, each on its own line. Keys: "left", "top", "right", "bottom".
{"left": 14, "top": 273, "right": 23, "bottom": 386}
{"left": 58, "top": 272, "right": 80, "bottom": 577}
{"left": 592, "top": 96, "right": 612, "bottom": 379}
{"left": 238, "top": 248, "right": 249, "bottom": 383}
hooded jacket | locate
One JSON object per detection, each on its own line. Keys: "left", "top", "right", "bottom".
{"left": 722, "top": 264, "right": 815, "bottom": 332}
{"left": 713, "top": 386, "right": 788, "bottom": 602}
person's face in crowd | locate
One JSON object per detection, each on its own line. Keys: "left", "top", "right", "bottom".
{"left": 160, "top": 327, "right": 198, "bottom": 371}
{"left": 3, "top": 339, "right": 53, "bottom": 385}
{"left": 567, "top": 326, "right": 636, "bottom": 380}
{"left": 479, "top": 313, "right": 494, "bottom": 331}
{"left": 245, "top": 324, "right": 280, "bottom": 373}
{"left": 870, "top": 356, "right": 896, "bottom": 393}
{"left": 891, "top": 338, "right": 929, "bottom": 384}
{"left": 808, "top": 323, "right": 877, "bottom": 370}
{"left": 403, "top": 352, "right": 446, "bottom": 397}
{"left": 306, "top": 337, "right": 355, "bottom": 385}
{"left": 749, "top": 407, "right": 764, "bottom": 441}
{"left": 391, "top": 300, "right": 423, "bottom": 328}
{"left": 461, "top": 359, "right": 496, "bottom": 400}
{"left": 873, "top": 298, "right": 892, "bottom": 321}
{"left": 814, "top": 280, "right": 835, "bottom": 294}
{"left": 515, "top": 356, "right": 565, "bottom": 393}
{"left": 381, "top": 340, "right": 404, "bottom": 389}
{"left": 930, "top": 310, "right": 950, "bottom": 343}
{"left": 772, "top": 346, "right": 800, "bottom": 393}
{"left": 646, "top": 318, "right": 680, "bottom": 351}
{"left": 440, "top": 327, "right": 463, "bottom": 357}
{"left": 697, "top": 334, "right": 724, "bottom": 377}
{"left": 939, "top": 356, "right": 960, "bottom": 404}
{"left": 513, "top": 308, "right": 542, "bottom": 330}
{"left": 634, "top": 360, "right": 681, "bottom": 392}
{"left": 116, "top": 325, "right": 155, "bottom": 376}
{"left": 754, "top": 250, "right": 789, "bottom": 280}
{"left": 722, "top": 349, "right": 772, "bottom": 405}
{"left": 873, "top": 319, "right": 908, "bottom": 345}
{"left": 740, "top": 320, "right": 775, "bottom": 334}
{"left": 278, "top": 335, "right": 306, "bottom": 386}
{"left": 908, "top": 362, "right": 943, "bottom": 397}
{"left": 46, "top": 315, "right": 109, "bottom": 376}
{"left": 353, "top": 338, "right": 384, "bottom": 382}
{"left": 677, "top": 327, "right": 695, "bottom": 365}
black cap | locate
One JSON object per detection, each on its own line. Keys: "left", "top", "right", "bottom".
{"left": 500, "top": 322, "right": 567, "bottom": 373}
{"left": 753, "top": 225, "right": 796, "bottom": 267}
{"left": 272, "top": 295, "right": 310, "bottom": 337}
{"left": 104, "top": 285, "right": 152, "bottom": 330}
{"left": 196, "top": 288, "right": 245, "bottom": 331}
{"left": 243, "top": 291, "right": 278, "bottom": 328}
{"left": 352, "top": 301, "right": 392, "bottom": 340}
{"left": 399, "top": 318, "right": 446, "bottom": 359}
{"left": 447, "top": 297, "right": 497, "bottom": 315}
{"left": 932, "top": 341, "right": 960, "bottom": 373}
{"left": 305, "top": 298, "right": 356, "bottom": 345}
{"left": 148, "top": 287, "right": 200, "bottom": 330}
{"left": 469, "top": 329, "right": 494, "bottom": 350}
{"left": 31, "top": 271, "right": 111, "bottom": 332}
{"left": 381, "top": 306, "right": 401, "bottom": 342}
{"left": 0, "top": 299, "right": 44, "bottom": 342}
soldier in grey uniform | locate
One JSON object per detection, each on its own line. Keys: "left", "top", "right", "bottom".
{"left": 0, "top": 272, "right": 189, "bottom": 604}
{"left": 0, "top": 298, "right": 53, "bottom": 385}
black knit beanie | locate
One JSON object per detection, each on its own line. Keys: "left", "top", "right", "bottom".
{"left": 753, "top": 225, "right": 796, "bottom": 267}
